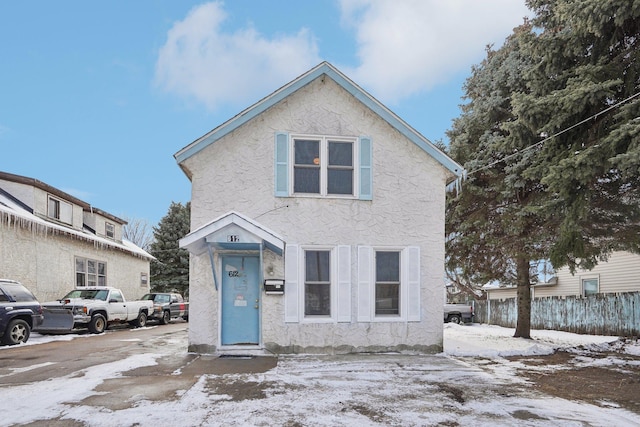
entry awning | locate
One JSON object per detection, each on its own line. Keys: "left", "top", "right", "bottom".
{"left": 179, "top": 211, "right": 285, "bottom": 256}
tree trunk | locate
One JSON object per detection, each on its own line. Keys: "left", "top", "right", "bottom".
{"left": 514, "top": 255, "right": 532, "bottom": 338}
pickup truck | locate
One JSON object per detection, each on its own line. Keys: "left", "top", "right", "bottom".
{"left": 444, "top": 303, "right": 474, "bottom": 324}
{"left": 0, "top": 279, "right": 44, "bottom": 345}
{"left": 37, "top": 287, "right": 154, "bottom": 334}
{"left": 141, "top": 292, "right": 189, "bottom": 325}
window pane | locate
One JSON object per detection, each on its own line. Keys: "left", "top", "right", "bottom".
{"left": 294, "top": 167, "right": 320, "bottom": 193}
{"left": 583, "top": 279, "right": 598, "bottom": 296}
{"left": 48, "top": 198, "right": 60, "bottom": 219}
{"left": 328, "top": 141, "right": 352, "bottom": 166}
{"left": 305, "top": 283, "right": 331, "bottom": 315}
{"left": 295, "top": 140, "right": 319, "bottom": 165}
{"left": 88, "top": 260, "right": 96, "bottom": 274}
{"left": 328, "top": 169, "right": 353, "bottom": 194}
{"left": 376, "top": 252, "right": 400, "bottom": 282}
{"left": 76, "top": 258, "right": 86, "bottom": 273}
{"left": 305, "top": 251, "right": 330, "bottom": 282}
{"left": 376, "top": 283, "right": 399, "bottom": 315}
{"left": 98, "top": 262, "right": 106, "bottom": 275}
{"left": 76, "top": 272, "right": 86, "bottom": 287}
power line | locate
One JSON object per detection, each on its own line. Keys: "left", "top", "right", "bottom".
{"left": 467, "top": 91, "right": 640, "bottom": 177}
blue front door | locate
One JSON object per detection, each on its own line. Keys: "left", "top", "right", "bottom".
{"left": 221, "top": 255, "right": 260, "bottom": 345}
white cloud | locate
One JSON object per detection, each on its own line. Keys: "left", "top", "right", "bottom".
{"left": 155, "top": 1, "right": 320, "bottom": 111}
{"left": 339, "top": 0, "right": 531, "bottom": 103}
{"left": 154, "top": 1, "right": 529, "bottom": 110}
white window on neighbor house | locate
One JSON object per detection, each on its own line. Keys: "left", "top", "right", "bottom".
{"left": 581, "top": 277, "right": 599, "bottom": 297}
{"left": 274, "top": 133, "right": 372, "bottom": 200}
{"left": 105, "top": 222, "right": 115, "bottom": 239}
{"left": 284, "top": 245, "right": 351, "bottom": 323}
{"left": 47, "top": 195, "right": 73, "bottom": 224}
{"left": 75, "top": 257, "right": 107, "bottom": 287}
{"left": 357, "top": 246, "right": 421, "bottom": 322}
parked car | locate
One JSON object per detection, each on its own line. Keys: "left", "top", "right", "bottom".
{"left": 444, "top": 303, "right": 474, "bottom": 324}
{"left": 0, "top": 279, "right": 44, "bottom": 345}
{"left": 141, "top": 292, "right": 189, "bottom": 324}
{"left": 37, "top": 287, "right": 154, "bottom": 334}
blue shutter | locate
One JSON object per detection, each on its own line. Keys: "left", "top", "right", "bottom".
{"left": 275, "top": 132, "right": 289, "bottom": 197}
{"left": 359, "top": 136, "right": 372, "bottom": 200}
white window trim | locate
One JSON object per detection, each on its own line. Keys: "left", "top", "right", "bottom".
{"left": 75, "top": 257, "right": 107, "bottom": 288}
{"left": 105, "top": 222, "right": 115, "bottom": 239}
{"left": 369, "top": 246, "right": 406, "bottom": 322}
{"left": 47, "top": 195, "right": 73, "bottom": 225}
{"left": 299, "top": 245, "right": 337, "bottom": 323}
{"left": 289, "top": 134, "right": 360, "bottom": 199}
{"left": 580, "top": 275, "right": 599, "bottom": 297}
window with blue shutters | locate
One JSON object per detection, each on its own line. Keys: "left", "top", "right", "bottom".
{"left": 275, "top": 132, "right": 372, "bottom": 200}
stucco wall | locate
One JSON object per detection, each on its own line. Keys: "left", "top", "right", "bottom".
{"left": 0, "top": 218, "right": 150, "bottom": 302}
{"left": 182, "top": 77, "right": 449, "bottom": 353}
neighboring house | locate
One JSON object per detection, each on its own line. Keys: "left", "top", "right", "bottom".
{"left": 485, "top": 251, "right": 640, "bottom": 300}
{"left": 0, "top": 171, "right": 154, "bottom": 302}
{"left": 176, "top": 62, "right": 464, "bottom": 355}
{"left": 478, "top": 252, "right": 640, "bottom": 335}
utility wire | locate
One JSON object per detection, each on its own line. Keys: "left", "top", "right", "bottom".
{"left": 467, "top": 91, "right": 640, "bottom": 177}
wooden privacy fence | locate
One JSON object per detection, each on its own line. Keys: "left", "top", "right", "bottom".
{"left": 473, "top": 292, "right": 640, "bottom": 337}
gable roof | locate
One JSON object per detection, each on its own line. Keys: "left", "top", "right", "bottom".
{"left": 174, "top": 61, "right": 464, "bottom": 183}
{"left": 179, "top": 210, "right": 285, "bottom": 256}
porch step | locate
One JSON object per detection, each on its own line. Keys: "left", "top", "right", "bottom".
{"left": 217, "top": 348, "right": 275, "bottom": 358}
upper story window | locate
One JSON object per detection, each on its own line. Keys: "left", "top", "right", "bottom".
{"left": 293, "top": 137, "right": 354, "bottom": 196}
{"left": 105, "top": 222, "right": 115, "bottom": 239}
{"left": 47, "top": 195, "right": 73, "bottom": 225}
{"left": 275, "top": 132, "right": 372, "bottom": 200}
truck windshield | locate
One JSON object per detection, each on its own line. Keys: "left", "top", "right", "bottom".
{"left": 62, "top": 289, "right": 109, "bottom": 301}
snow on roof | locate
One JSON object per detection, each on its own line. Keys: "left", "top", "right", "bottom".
{"left": 0, "top": 191, "right": 154, "bottom": 261}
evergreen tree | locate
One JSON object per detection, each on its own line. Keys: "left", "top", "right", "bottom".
{"left": 515, "top": 0, "right": 640, "bottom": 271}
{"left": 447, "top": 0, "right": 640, "bottom": 338}
{"left": 149, "top": 202, "right": 190, "bottom": 297}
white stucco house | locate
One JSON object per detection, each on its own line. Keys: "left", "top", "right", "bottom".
{"left": 0, "top": 171, "right": 154, "bottom": 302}
{"left": 176, "top": 62, "right": 464, "bottom": 355}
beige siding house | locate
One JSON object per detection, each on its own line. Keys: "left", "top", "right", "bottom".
{"left": 176, "top": 62, "right": 464, "bottom": 355}
{"left": 0, "top": 171, "right": 154, "bottom": 302}
{"left": 486, "top": 251, "right": 640, "bottom": 301}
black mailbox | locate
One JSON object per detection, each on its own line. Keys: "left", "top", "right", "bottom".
{"left": 264, "top": 279, "right": 285, "bottom": 294}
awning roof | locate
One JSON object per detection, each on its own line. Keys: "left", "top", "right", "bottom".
{"left": 179, "top": 211, "right": 285, "bottom": 256}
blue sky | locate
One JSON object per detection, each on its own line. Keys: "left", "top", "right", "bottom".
{"left": 0, "top": 1, "right": 529, "bottom": 227}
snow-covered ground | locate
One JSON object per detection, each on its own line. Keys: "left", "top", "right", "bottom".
{"left": 2, "top": 324, "right": 639, "bottom": 426}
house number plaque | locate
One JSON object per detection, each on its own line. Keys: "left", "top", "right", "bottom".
{"left": 227, "top": 235, "right": 240, "bottom": 242}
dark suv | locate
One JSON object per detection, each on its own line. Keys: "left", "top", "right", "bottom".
{"left": 0, "top": 279, "right": 44, "bottom": 345}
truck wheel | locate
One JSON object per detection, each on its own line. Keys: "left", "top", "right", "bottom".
{"left": 160, "top": 310, "right": 170, "bottom": 325}
{"left": 134, "top": 312, "right": 147, "bottom": 328}
{"left": 88, "top": 314, "right": 106, "bottom": 334}
{"left": 2, "top": 319, "right": 30, "bottom": 345}
{"left": 448, "top": 314, "right": 462, "bottom": 324}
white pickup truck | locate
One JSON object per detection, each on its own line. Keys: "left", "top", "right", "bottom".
{"left": 37, "top": 287, "right": 153, "bottom": 334}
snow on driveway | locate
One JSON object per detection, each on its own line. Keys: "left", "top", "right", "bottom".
{"left": 2, "top": 324, "right": 639, "bottom": 426}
